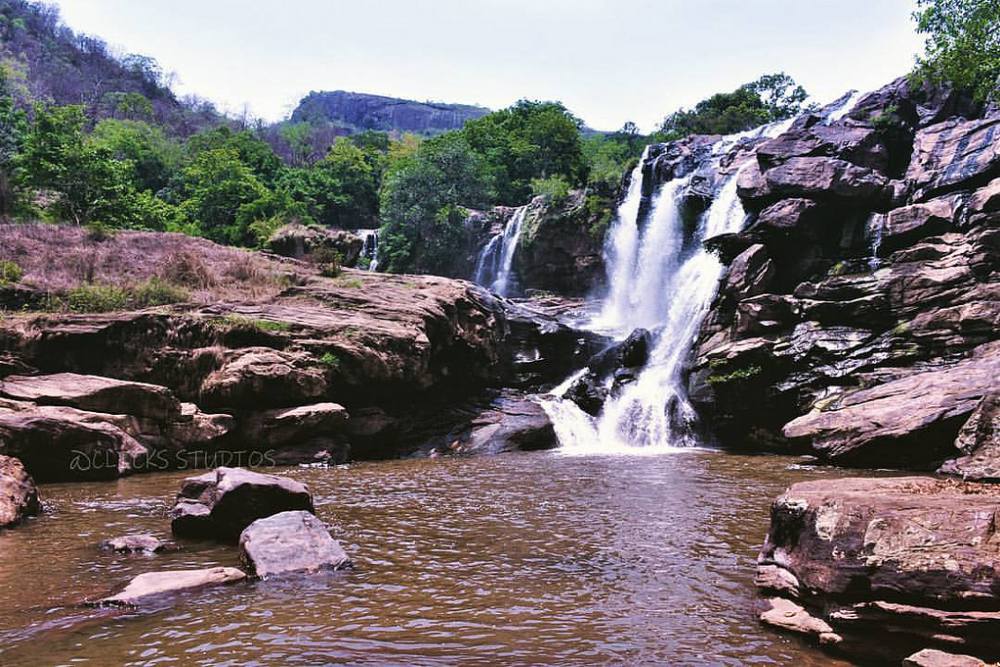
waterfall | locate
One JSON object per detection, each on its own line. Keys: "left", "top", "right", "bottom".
{"left": 867, "top": 213, "right": 884, "bottom": 270}
{"left": 541, "top": 119, "right": 794, "bottom": 453}
{"left": 473, "top": 205, "right": 527, "bottom": 297}
{"left": 355, "top": 229, "right": 380, "bottom": 271}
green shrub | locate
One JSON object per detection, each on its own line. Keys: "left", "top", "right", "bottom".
{"left": 531, "top": 175, "right": 571, "bottom": 205}
{"left": 319, "top": 351, "right": 340, "bottom": 369}
{"left": 84, "top": 220, "right": 115, "bottom": 242}
{"left": 64, "top": 284, "right": 129, "bottom": 312}
{"left": 333, "top": 276, "right": 364, "bottom": 289}
{"left": 0, "top": 260, "right": 23, "bottom": 286}
{"left": 312, "top": 246, "right": 342, "bottom": 278}
{"left": 130, "top": 277, "right": 189, "bottom": 307}
{"left": 707, "top": 365, "right": 763, "bottom": 385}
{"left": 211, "top": 314, "right": 290, "bottom": 333}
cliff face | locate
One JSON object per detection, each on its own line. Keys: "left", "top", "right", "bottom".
{"left": 290, "top": 90, "right": 489, "bottom": 135}
{"left": 684, "top": 78, "right": 998, "bottom": 471}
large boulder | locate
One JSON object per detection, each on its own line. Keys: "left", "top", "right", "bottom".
{"left": 782, "top": 342, "right": 1000, "bottom": 467}
{"left": 868, "top": 193, "right": 964, "bottom": 255}
{"left": 906, "top": 116, "right": 1000, "bottom": 201}
{"left": 904, "top": 649, "right": 987, "bottom": 667}
{"left": 755, "top": 123, "right": 888, "bottom": 172}
{"left": 199, "top": 348, "right": 328, "bottom": 410}
{"left": 938, "top": 394, "right": 1000, "bottom": 481}
{"left": 739, "top": 157, "right": 889, "bottom": 205}
{"left": 265, "top": 222, "right": 363, "bottom": 265}
{"left": 444, "top": 393, "right": 556, "bottom": 456}
{"left": 0, "top": 373, "right": 181, "bottom": 420}
{"left": 96, "top": 567, "right": 246, "bottom": 607}
{"left": 0, "top": 404, "right": 148, "bottom": 481}
{"left": 170, "top": 467, "right": 314, "bottom": 540}
{"left": 756, "top": 476, "right": 1000, "bottom": 663}
{"left": 0, "top": 455, "right": 39, "bottom": 528}
{"left": 238, "top": 510, "right": 351, "bottom": 578}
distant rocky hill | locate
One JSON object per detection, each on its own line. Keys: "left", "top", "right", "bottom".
{"left": 289, "top": 90, "right": 490, "bottom": 135}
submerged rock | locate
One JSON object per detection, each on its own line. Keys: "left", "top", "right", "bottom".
{"left": 0, "top": 455, "right": 39, "bottom": 528}
{"left": 98, "top": 533, "right": 179, "bottom": 554}
{"left": 756, "top": 476, "right": 1000, "bottom": 663}
{"left": 96, "top": 567, "right": 246, "bottom": 607}
{"left": 170, "top": 467, "right": 314, "bottom": 540}
{"left": 238, "top": 510, "right": 351, "bottom": 578}
{"left": 904, "top": 649, "right": 987, "bottom": 667}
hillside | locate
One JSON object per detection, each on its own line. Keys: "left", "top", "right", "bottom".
{"left": 289, "top": 90, "right": 490, "bottom": 135}
{"left": 0, "top": 0, "right": 219, "bottom": 134}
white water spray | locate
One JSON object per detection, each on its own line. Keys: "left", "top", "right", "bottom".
{"left": 473, "top": 205, "right": 527, "bottom": 296}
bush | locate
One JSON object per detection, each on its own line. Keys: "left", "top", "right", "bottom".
{"left": 0, "top": 259, "right": 23, "bottom": 285}
{"left": 64, "top": 283, "right": 128, "bottom": 312}
{"left": 531, "top": 175, "right": 571, "bottom": 205}
{"left": 210, "top": 314, "right": 290, "bottom": 333}
{"left": 311, "top": 246, "right": 342, "bottom": 278}
{"left": 130, "top": 277, "right": 189, "bottom": 306}
{"left": 160, "top": 250, "right": 216, "bottom": 288}
{"left": 59, "top": 278, "right": 188, "bottom": 312}
{"left": 319, "top": 351, "right": 340, "bottom": 369}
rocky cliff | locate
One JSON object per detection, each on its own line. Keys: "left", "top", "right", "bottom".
{"left": 670, "top": 78, "right": 999, "bottom": 473}
{"left": 290, "top": 90, "right": 490, "bottom": 135}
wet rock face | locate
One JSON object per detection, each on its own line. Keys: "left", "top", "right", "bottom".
{"left": 567, "top": 329, "right": 651, "bottom": 416}
{"left": 756, "top": 477, "right": 1000, "bottom": 663}
{"left": 238, "top": 510, "right": 351, "bottom": 578}
{"left": 438, "top": 392, "right": 556, "bottom": 456}
{"left": 0, "top": 455, "right": 39, "bottom": 528}
{"left": 170, "top": 467, "right": 314, "bottom": 541}
{"left": 99, "top": 534, "right": 179, "bottom": 554}
{"left": 691, "top": 76, "right": 1000, "bottom": 461}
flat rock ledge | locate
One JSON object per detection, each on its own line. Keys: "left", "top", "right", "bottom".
{"left": 98, "top": 533, "right": 179, "bottom": 554}
{"left": 94, "top": 567, "right": 246, "bottom": 608}
{"left": 904, "top": 648, "right": 988, "bottom": 667}
{"left": 238, "top": 510, "right": 351, "bottom": 578}
{"left": 755, "top": 477, "right": 1000, "bottom": 664}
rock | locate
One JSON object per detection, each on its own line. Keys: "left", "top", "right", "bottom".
{"left": 938, "top": 394, "right": 1000, "bottom": 481}
{"left": 238, "top": 510, "right": 350, "bottom": 578}
{"left": 265, "top": 222, "right": 363, "bottom": 266}
{"left": 740, "top": 157, "right": 889, "bottom": 205}
{"left": 782, "top": 342, "right": 1000, "bottom": 467}
{"left": 723, "top": 244, "right": 774, "bottom": 301}
{"left": 0, "top": 405, "right": 148, "bottom": 481}
{"left": 848, "top": 76, "right": 981, "bottom": 130}
{"left": 96, "top": 567, "right": 246, "bottom": 607}
{"left": 904, "top": 649, "right": 987, "bottom": 667}
{"left": 199, "top": 348, "right": 328, "bottom": 410}
{"left": 967, "top": 176, "right": 1000, "bottom": 223}
{"left": 587, "top": 328, "right": 652, "bottom": 376}
{"left": 169, "top": 403, "right": 234, "bottom": 449}
{"left": 869, "top": 193, "right": 964, "bottom": 255}
{"left": 452, "top": 393, "right": 555, "bottom": 456}
{"left": 0, "top": 455, "right": 39, "bottom": 528}
{"left": 753, "top": 198, "right": 825, "bottom": 236}
{"left": 170, "top": 467, "right": 314, "bottom": 540}
{"left": 755, "top": 123, "right": 887, "bottom": 172}
{"left": 566, "top": 369, "right": 608, "bottom": 416}
{"left": 0, "top": 373, "right": 181, "bottom": 420}
{"left": 757, "top": 476, "right": 1000, "bottom": 662}
{"left": 98, "top": 534, "right": 178, "bottom": 554}
{"left": 906, "top": 116, "right": 1000, "bottom": 201}
{"left": 240, "top": 402, "right": 348, "bottom": 448}
{"left": 757, "top": 597, "right": 841, "bottom": 644}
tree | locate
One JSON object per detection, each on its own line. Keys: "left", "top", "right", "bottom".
{"left": 913, "top": 0, "right": 1000, "bottom": 102}
{"left": 89, "top": 118, "right": 181, "bottom": 193}
{"left": 279, "top": 121, "right": 314, "bottom": 167}
{"left": 175, "top": 147, "right": 270, "bottom": 245}
{"left": 658, "top": 73, "right": 810, "bottom": 138}
{"left": 0, "top": 66, "right": 26, "bottom": 215}
{"left": 185, "top": 126, "right": 283, "bottom": 185}
{"left": 378, "top": 132, "right": 491, "bottom": 274}
{"left": 462, "top": 100, "right": 587, "bottom": 204}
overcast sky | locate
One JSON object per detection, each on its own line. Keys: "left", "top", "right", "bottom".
{"left": 54, "top": 0, "right": 925, "bottom": 131}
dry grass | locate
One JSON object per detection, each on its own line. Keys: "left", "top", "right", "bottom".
{"left": 0, "top": 223, "right": 309, "bottom": 305}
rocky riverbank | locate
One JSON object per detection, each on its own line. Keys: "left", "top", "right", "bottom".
{"left": 0, "top": 224, "right": 602, "bottom": 489}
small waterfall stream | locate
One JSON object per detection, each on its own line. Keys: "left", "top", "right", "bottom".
{"left": 542, "top": 118, "right": 797, "bottom": 453}
{"left": 474, "top": 205, "right": 527, "bottom": 296}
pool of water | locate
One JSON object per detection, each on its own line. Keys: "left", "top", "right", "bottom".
{"left": 0, "top": 449, "right": 857, "bottom": 666}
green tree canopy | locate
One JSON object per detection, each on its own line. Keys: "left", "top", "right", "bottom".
{"left": 913, "top": 0, "right": 1000, "bottom": 102}
{"left": 89, "top": 118, "right": 181, "bottom": 193}
{"left": 185, "top": 126, "right": 283, "bottom": 185}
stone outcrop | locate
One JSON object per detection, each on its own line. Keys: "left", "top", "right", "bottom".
{"left": 238, "top": 510, "right": 351, "bottom": 578}
{"left": 938, "top": 394, "right": 1000, "bottom": 481}
{"left": 96, "top": 567, "right": 246, "bottom": 607}
{"left": 98, "top": 534, "right": 179, "bottom": 554}
{"left": 170, "top": 467, "right": 314, "bottom": 540}
{"left": 433, "top": 392, "right": 556, "bottom": 456}
{"left": 687, "top": 76, "right": 1000, "bottom": 464}
{"left": 756, "top": 477, "right": 1000, "bottom": 664}
{"left": 265, "top": 223, "right": 363, "bottom": 266}
{"left": 0, "top": 455, "right": 39, "bottom": 528}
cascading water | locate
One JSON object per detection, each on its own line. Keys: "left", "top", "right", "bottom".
{"left": 354, "top": 229, "right": 380, "bottom": 271}
{"left": 542, "top": 118, "right": 796, "bottom": 454}
{"left": 473, "top": 205, "right": 527, "bottom": 296}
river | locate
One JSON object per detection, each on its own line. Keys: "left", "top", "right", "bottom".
{"left": 0, "top": 450, "right": 857, "bottom": 666}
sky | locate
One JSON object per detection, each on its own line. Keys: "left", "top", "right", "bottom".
{"left": 54, "top": 0, "right": 925, "bottom": 132}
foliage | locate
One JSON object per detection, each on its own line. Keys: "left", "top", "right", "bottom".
{"left": 462, "top": 100, "right": 587, "bottom": 204}
{"left": 58, "top": 277, "right": 188, "bottom": 312}
{"left": 378, "top": 133, "right": 489, "bottom": 274}
{"left": 707, "top": 365, "right": 763, "bottom": 385}
{"left": 658, "top": 73, "right": 809, "bottom": 137}
{"left": 89, "top": 118, "right": 181, "bottom": 193}
{"left": 312, "top": 246, "right": 343, "bottom": 277}
{"left": 0, "top": 259, "right": 22, "bottom": 285}
{"left": 531, "top": 174, "right": 571, "bottom": 205}
{"left": 912, "top": 0, "right": 1000, "bottom": 102}
{"left": 319, "top": 351, "right": 341, "bottom": 368}
{"left": 0, "top": 66, "right": 26, "bottom": 215}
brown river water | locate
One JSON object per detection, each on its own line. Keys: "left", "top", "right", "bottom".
{"left": 0, "top": 449, "right": 858, "bottom": 666}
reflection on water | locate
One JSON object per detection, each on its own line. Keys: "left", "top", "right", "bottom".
{"left": 0, "top": 451, "right": 855, "bottom": 666}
